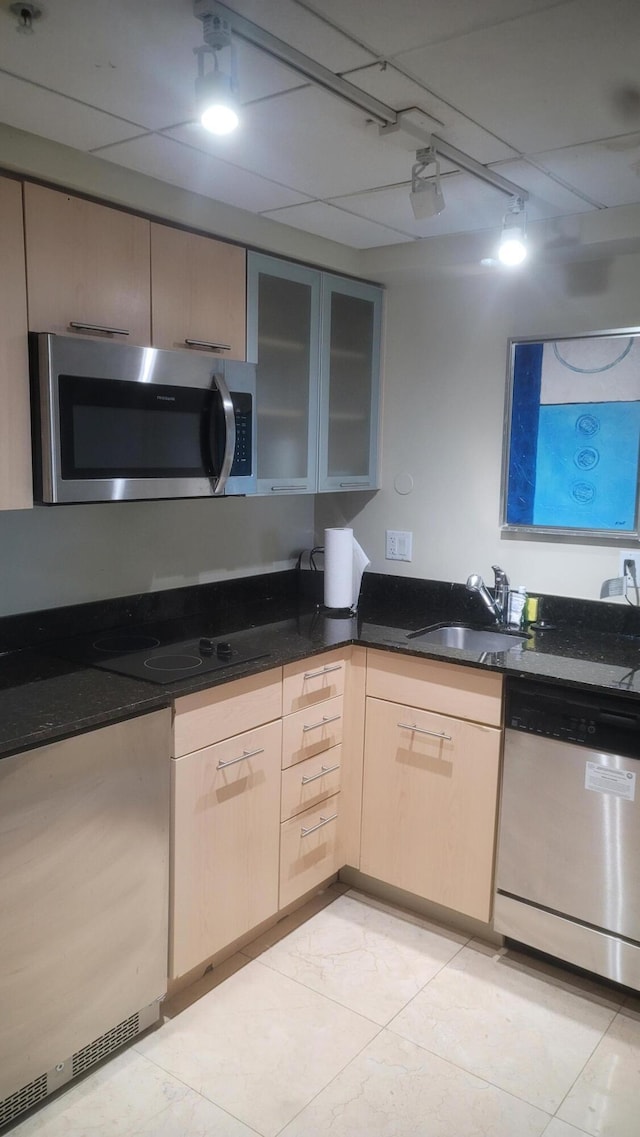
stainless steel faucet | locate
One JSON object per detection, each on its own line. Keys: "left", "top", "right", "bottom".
{"left": 492, "top": 565, "right": 510, "bottom": 624}
{"left": 466, "top": 565, "right": 510, "bottom": 625}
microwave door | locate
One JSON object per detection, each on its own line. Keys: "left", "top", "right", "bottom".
{"left": 209, "top": 371, "right": 236, "bottom": 496}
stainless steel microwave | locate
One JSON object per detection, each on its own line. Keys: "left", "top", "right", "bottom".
{"left": 30, "top": 334, "right": 256, "bottom": 503}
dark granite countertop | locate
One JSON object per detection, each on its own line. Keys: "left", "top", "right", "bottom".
{"left": 3, "top": 570, "right": 640, "bottom": 759}
{"left": 0, "top": 649, "right": 168, "bottom": 760}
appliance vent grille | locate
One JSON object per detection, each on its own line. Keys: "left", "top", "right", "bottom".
{"left": 72, "top": 1012, "right": 141, "bottom": 1076}
{"left": 0, "top": 1072, "right": 48, "bottom": 1127}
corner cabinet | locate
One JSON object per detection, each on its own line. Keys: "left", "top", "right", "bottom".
{"left": 247, "top": 253, "right": 382, "bottom": 495}
{"left": 360, "top": 650, "right": 503, "bottom": 923}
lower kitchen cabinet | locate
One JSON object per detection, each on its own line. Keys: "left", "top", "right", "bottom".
{"left": 171, "top": 718, "right": 282, "bottom": 979}
{"left": 168, "top": 643, "right": 502, "bottom": 980}
{"left": 279, "top": 794, "right": 341, "bottom": 909}
{"left": 360, "top": 650, "right": 503, "bottom": 923}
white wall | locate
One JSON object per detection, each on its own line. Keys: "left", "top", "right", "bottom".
{"left": 0, "top": 495, "right": 314, "bottom": 614}
{"left": 316, "top": 216, "right": 640, "bottom": 602}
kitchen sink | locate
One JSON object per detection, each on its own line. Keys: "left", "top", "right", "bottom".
{"left": 408, "top": 624, "right": 528, "bottom": 652}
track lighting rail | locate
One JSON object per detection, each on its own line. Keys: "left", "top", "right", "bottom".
{"left": 197, "top": 1, "right": 528, "bottom": 203}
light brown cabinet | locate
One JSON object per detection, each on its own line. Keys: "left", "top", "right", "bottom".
{"left": 171, "top": 718, "right": 282, "bottom": 979}
{"left": 151, "top": 223, "right": 246, "bottom": 360}
{"left": 360, "top": 650, "right": 503, "bottom": 922}
{"left": 23, "top": 183, "right": 151, "bottom": 345}
{"left": 0, "top": 176, "right": 32, "bottom": 511}
{"left": 171, "top": 668, "right": 283, "bottom": 979}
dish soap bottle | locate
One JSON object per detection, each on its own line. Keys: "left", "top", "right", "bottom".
{"left": 507, "top": 586, "right": 527, "bottom": 628}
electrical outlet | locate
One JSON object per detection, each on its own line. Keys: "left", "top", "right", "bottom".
{"left": 386, "top": 530, "right": 413, "bottom": 561}
{"left": 619, "top": 550, "right": 640, "bottom": 596}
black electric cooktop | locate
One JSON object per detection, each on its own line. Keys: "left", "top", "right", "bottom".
{"left": 55, "top": 624, "right": 271, "bottom": 685}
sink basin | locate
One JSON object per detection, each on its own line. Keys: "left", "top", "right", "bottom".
{"left": 409, "top": 624, "right": 528, "bottom": 652}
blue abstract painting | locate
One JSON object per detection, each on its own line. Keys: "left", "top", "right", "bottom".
{"left": 504, "top": 333, "right": 640, "bottom": 535}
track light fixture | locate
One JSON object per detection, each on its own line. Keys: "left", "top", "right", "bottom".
{"left": 498, "top": 196, "right": 528, "bottom": 265}
{"left": 194, "top": 3, "right": 239, "bottom": 134}
{"left": 409, "top": 147, "right": 445, "bottom": 220}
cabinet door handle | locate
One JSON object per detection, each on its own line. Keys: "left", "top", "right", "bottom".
{"left": 397, "top": 721, "right": 452, "bottom": 742}
{"left": 217, "top": 746, "right": 265, "bottom": 770}
{"left": 301, "top": 762, "right": 341, "bottom": 785}
{"left": 300, "top": 812, "right": 338, "bottom": 838}
{"left": 303, "top": 663, "right": 343, "bottom": 680}
{"left": 302, "top": 713, "right": 341, "bottom": 733}
{"left": 339, "top": 481, "right": 364, "bottom": 488}
{"left": 69, "top": 321, "right": 130, "bottom": 336}
{"left": 270, "top": 485, "right": 302, "bottom": 492}
{"left": 184, "top": 338, "right": 231, "bottom": 352}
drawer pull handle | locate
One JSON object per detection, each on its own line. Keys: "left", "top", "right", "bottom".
{"left": 303, "top": 663, "right": 343, "bottom": 680}
{"left": 69, "top": 321, "right": 129, "bottom": 336}
{"left": 302, "top": 713, "right": 341, "bottom": 733}
{"left": 301, "top": 812, "right": 338, "bottom": 838}
{"left": 184, "top": 338, "right": 231, "bottom": 352}
{"left": 217, "top": 746, "right": 265, "bottom": 770}
{"left": 301, "top": 762, "right": 341, "bottom": 785}
{"left": 397, "top": 721, "right": 452, "bottom": 742}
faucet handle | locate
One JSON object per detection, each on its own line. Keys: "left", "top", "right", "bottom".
{"left": 492, "top": 564, "right": 509, "bottom": 585}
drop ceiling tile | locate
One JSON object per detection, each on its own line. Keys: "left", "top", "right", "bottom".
{"left": 301, "top": 0, "right": 571, "bottom": 57}
{"left": 218, "top": 0, "right": 373, "bottom": 70}
{"left": 166, "top": 86, "right": 415, "bottom": 198}
{"left": 491, "top": 158, "right": 599, "bottom": 212}
{"left": 261, "top": 201, "right": 412, "bottom": 248}
{"left": 0, "top": 71, "right": 144, "bottom": 151}
{"left": 333, "top": 159, "right": 597, "bottom": 243}
{"left": 0, "top": 0, "right": 197, "bottom": 130}
{"left": 528, "top": 138, "right": 640, "bottom": 208}
{"left": 95, "top": 132, "right": 313, "bottom": 212}
{"left": 394, "top": 0, "right": 640, "bottom": 154}
{"left": 345, "top": 65, "right": 517, "bottom": 163}
{"left": 332, "top": 174, "right": 511, "bottom": 239}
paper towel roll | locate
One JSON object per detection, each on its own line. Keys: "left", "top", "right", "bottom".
{"left": 323, "top": 528, "right": 370, "bottom": 611}
{"left": 324, "top": 528, "right": 353, "bottom": 609}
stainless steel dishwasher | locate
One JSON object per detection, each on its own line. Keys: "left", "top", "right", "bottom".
{"left": 0, "top": 709, "right": 171, "bottom": 1127}
{"left": 495, "top": 678, "right": 640, "bottom": 990}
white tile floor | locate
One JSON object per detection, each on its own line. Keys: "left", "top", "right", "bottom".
{"left": 11, "top": 887, "right": 640, "bottom": 1137}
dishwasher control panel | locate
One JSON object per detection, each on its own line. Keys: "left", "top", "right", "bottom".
{"left": 506, "top": 678, "right": 640, "bottom": 759}
{"left": 508, "top": 706, "right": 597, "bottom": 743}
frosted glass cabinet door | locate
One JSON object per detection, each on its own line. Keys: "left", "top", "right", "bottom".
{"left": 247, "top": 253, "right": 320, "bottom": 494}
{"left": 318, "top": 276, "right": 382, "bottom": 492}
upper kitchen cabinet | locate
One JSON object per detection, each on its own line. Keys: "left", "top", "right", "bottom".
{"left": 23, "top": 184, "right": 151, "bottom": 345}
{"left": 247, "top": 254, "right": 382, "bottom": 495}
{"left": 0, "top": 177, "right": 32, "bottom": 511}
{"left": 150, "top": 224, "right": 246, "bottom": 361}
{"left": 318, "top": 275, "right": 382, "bottom": 493}
{"left": 247, "top": 253, "right": 320, "bottom": 494}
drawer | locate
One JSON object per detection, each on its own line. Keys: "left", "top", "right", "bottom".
{"left": 280, "top": 746, "right": 342, "bottom": 821}
{"left": 173, "top": 667, "right": 282, "bottom": 757}
{"left": 282, "top": 650, "right": 346, "bottom": 715}
{"left": 366, "top": 648, "right": 502, "bottom": 727}
{"left": 279, "top": 794, "right": 341, "bottom": 910}
{"left": 281, "top": 696, "right": 343, "bottom": 769}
